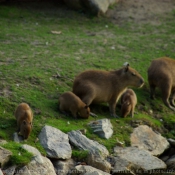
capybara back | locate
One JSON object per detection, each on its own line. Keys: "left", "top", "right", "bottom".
{"left": 121, "top": 89, "right": 137, "bottom": 118}
{"left": 59, "top": 91, "right": 90, "bottom": 119}
{"left": 15, "top": 103, "right": 33, "bottom": 139}
{"left": 73, "top": 64, "right": 144, "bottom": 117}
{"left": 148, "top": 57, "right": 175, "bottom": 111}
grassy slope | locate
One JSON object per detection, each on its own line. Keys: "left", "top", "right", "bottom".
{"left": 0, "top": 2, "right": 175, "bottom": 165}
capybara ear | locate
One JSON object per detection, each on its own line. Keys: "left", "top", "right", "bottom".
{"left": 23, "top": 120, "right": 26, "bottom": 125}
{"left": 123, "top": 62, "right": 129, "bottom": 72}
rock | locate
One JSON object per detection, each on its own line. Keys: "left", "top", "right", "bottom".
{"left": 63, "top": 0, "right": 118, "bottom": 16}
{"left": 16, "top": 156, "right": 56, "bottom": 175}
{"left": 113, "top": 146, "right": 167, "bottom": 172}
{"left": 0, "top": 146, "right": 12, "bottom": 168}
{"left": 38, "top": 125, "right": 72, "bottom": 159}
{"left": 3, "top": 165, "right": 17, "bottom": 175}
{"left": 71, "top": 165, "right": 110, "bottom": 175}
{"left": 167, "top": 138, "right": 175, "bottom": 146}
{"left": 0, "top": 169, "right": 3, "bottom": 175}
{"left": 0, "top": 140, "right": 7, "bottom": 145}
{"left": 130, "top": 125, "right": 170, "bottom": 156}
{"left": 165, "top": 155, "right": 175, "bottom": 169}
{"left": 52, "top": 159, "right": 75, "bottom": 175}
{"left": 21, "top": 144, "right": 44, "bottom": 164}
{"left": 13, "top": 132, "right": 24, "bottom": 143}
{"left": 86, "top": 153, "right": 111, "bottom": 173}
{"left": 68, "top": 130, "right": 109, "bottom": 158}
{"left": 89, "top": 119, "right": 113, "bottom": 139}
{"left": 112, "top": 156, "right": 141, "bottom": 175}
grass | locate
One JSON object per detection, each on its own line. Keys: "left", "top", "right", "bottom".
{"left": 0, "top": 1, "right": 175, "bottom": 165}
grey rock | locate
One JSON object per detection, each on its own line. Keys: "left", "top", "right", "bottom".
{"left": 71, "top": 165, "right": 110, "bottom": 175}
{"left": 52, "top": 159, "right": 75, "bottom": 175}
{"left": 38, "top": 125, "right": 72, "bottom": 159}
{"left": 0, "top": 169, "right": 3, "bottom": 175}
{"left": 3, "top": 165, "right": 17, "bottom": 175}
{"left": 165, "top": 155, "right": 175, "bottom": 170}
{"left": 16, "top": 156, "right": 56, "bottom": 175}
{"left": 21, "top": 144, "right": 44, "bottom": 164}
{"left": 113, "top": 146, "right": 167, "bottom": 171}
{"left": 86, "top": 153, "right": 111, "bottom": 173}
{"left": 130, "top": 125, "right": 170, "bottom": 156}
{"left": 13, "top": 132, "right": 24, "bottom": 143}
{"left": 0, "top": 146, "right": 12, "bottom": 168}
{"left": 0, "top": 139, "right": 7, "bottom": 145}
{"left": 89, "top": 119, "right": 113, "bottom": 139}
{"left": 68, "top": 130, "right": 109, "bottom": 158}
{"left": 167, "top": 138, "right": 175, "bottom": 146}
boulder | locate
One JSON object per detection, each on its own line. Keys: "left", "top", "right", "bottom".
{"left": 113, "top": 146, "right": 167, "bottom": 172}
{"left": 13, "top": 132, "right": 24, "bottom": 143}
{"left": 0, "top": 169, "right": 3, "bottom": 175}
{"left": 0, "top": 140, "right": 7, "bottom": 145}
{"left": 71, "top": 165, "right": 110, "bottom": 175}
{"left": 52, "top": 159, "right": 75, "bottom": 175}
{"left": 86, "top": 153, "right": 111, "bottom": 173}
{"left": 0, "top": 146, "right": 12, "bottom": 168}
{"left": 3, "top": 165, "right": 17, "bottom": 175}
{"left": 38, "top": 125, "right": 72, "bottom": 159}
{"left": 16, "top": 144, "right": 56, "bottom": 175}
{"left": 63, "top": 0, "right": 118, "bottom": 15}
{"left": 165, "top": 155, "right": 175, "bottom": 170}
{"left": 130, "top": 125, "right": 170, "bottom": 156}
{"left": 68, "top": 130, "right": 109, "bottom": 158}
{"left": 89, "top": 119, "right": 113, "bottom": 139}
{"left": 167, "top": 138, "right": 175, "bottom": 146}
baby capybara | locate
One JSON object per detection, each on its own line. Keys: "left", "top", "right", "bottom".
{"left": 59, "top": 91, "right": 90, "bottom": 119}
{"left": 15, "top": 103, "right": 33, "bottom": 139}
{"left": 148, "top": 57, "right": 175, "bottom": 111}
{"left": 120, "top": 89, "right": 137, "bottom": 118}
{"left": 73, "top": 63, "right": 144, "bottom": 117}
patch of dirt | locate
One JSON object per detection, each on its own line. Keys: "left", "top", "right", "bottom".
{"left": 107, "top": 0, "right": 175, "bottom": 24}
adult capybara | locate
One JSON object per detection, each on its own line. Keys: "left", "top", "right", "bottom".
{"left": 59, "top": 91, "right": 90, "bottom": 119}
{"left": 72, "top": 63, "right": 144, "bottom": 117}
{"left": 120, "top": 89, "right": 137, "bottom": 118}
{"left": 148, "top": 57, "right": 175, "bottom": 111}
{"left": 15, "top": 103, "right": 33, "bottom": 139}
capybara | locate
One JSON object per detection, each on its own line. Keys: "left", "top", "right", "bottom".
{"left": 148, "top": 57, "right": 175, "bottom": 111}
{"left": 120, "top": 89, "right": 137, "bottom": 118}
{"left": 15, "top": 103, "right": 33, "bottom": 139}
{"left": 72, "top": 63, "right": 144, "bottom": 117}
{"left": 59, "top": 91, "right": 90, "bottom": 119}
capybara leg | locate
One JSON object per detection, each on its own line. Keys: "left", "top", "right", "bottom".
{"left": 150, "top": 84, "right": 156, "bottom": 100}
{"left": 170, "top": 91, "right": 175, "bottom": 107}
{"left": 81, "top": 95, "right": 94, "bottom": 106}
{"left": 109, "top": 99, "right": 119, "bottom": 118}
{"left": 131, "top": 107, "right": 134, "bottom": 118}
{"left": 70, "top": 107, "right": 78, "bottom": 119}
{"left": 161, "top": 86, "right": 175, "bottom": 111}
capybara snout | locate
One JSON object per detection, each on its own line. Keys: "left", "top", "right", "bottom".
{"left": 59, "top": 91, "right": 90, "bottom": 119}
{"left": 15, "top": 103, "right": 33, "bottom": 139}
{"left": 148, "top": 57, "right": 175, "bottom": 111}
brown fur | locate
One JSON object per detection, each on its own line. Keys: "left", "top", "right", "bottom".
{"left": 148, "top": 57, "right": 175, "bottom": 111}
{"left": 15, "top": 103, "right": 33, "bottom": 139}
{"left": 72, "top": 64, "right": 144, "bottom": 117}
{"left": 121, "top": 89, "right": 137, "bottom": 118}
{"left": 59, "top": 91, "right": 90, "bottom": 119}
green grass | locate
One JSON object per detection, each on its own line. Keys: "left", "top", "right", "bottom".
{"left": 1, "top": 142, "right": 33, "bottom": 166}
{"left": 0, "top": 2, "right": 175, "bottom": 166}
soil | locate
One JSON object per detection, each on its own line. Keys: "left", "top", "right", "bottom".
{"left": 107, "top": 0, "right": 175, "bottom": 25}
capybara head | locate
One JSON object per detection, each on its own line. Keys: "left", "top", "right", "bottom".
{"left": 121, "top": 101, "right": 131, "bottom": 118}
{"left": 19, "top": 121, "right": 32, "bottom": 139}
{"left": 78, "top": 105, "right": 90, "bottom": 119}
{"left": 122, "top": 63, "right": 144, "bottom": 88}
